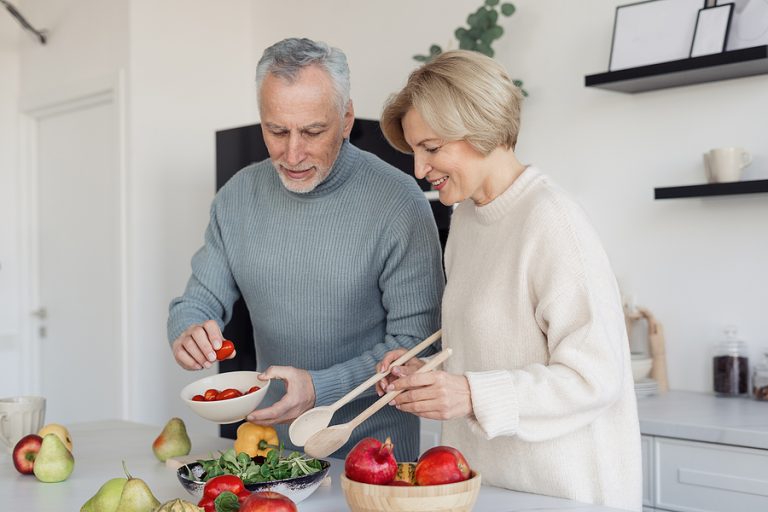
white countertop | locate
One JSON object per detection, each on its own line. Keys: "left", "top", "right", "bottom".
{"left": 637, "top": 390, "right": 768, "bottom": 449}
{"left": 0, "top": 420, "right": 627, "bottom": 511}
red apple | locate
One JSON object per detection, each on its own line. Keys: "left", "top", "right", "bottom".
{"left": 12, "top": 434, "right": 43, "bottom": 475}
{"left": 239, "top": 491, "right": 297, "bottom": 512}
{"left": 414, "top": 445, "right": 471, "bottom": 486}
{"left": 387, "top": 480, "right": 414, "bottom": 486}
{"left": 344, "top": 436, "right": 397, "bottom": 485}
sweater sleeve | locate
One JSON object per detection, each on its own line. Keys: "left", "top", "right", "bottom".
{"left": 309, "top": 196, "right": 445, "bottom": 406}
{"left": 167, "top": 198, "right": 241, "bottom": 343}
{"left": 465, "top": 198, "right": 628, "bottom": 442}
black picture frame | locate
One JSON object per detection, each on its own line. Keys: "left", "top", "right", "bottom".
{"left": 609, "top": 0, "right": 707, "bottom": 71}
{"left": 690, "top": 4, "right": 734, "bottom": 57}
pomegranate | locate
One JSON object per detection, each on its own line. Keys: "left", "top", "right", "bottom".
{"left": 344, "top": 437, "right": 397, "bottom": 485}
{"left": 414, "top": 445, "right": 471, "bottom": 486}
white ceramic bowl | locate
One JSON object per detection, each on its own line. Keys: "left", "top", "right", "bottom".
{"left": 180, "top": 371, "right": 270, "bottom": 424}
{"left": 631, "top": 357, "right": 653, "bottom": 381}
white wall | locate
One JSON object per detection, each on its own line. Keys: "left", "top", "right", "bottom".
{"left": 0, "top": 11, "right": 21, "bottom": 395}
{"left": 6, "top": 0, "right": 767, "bottom": 429}
{"left": 127, "top": 0, "right": 256, "bottom": 435}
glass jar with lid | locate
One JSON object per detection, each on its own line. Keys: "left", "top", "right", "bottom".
{"left": 712, "top": 326, "right": 749, "bottom": 396}
{"left": 752, "top": 349, "right": 768, "bottom": 401}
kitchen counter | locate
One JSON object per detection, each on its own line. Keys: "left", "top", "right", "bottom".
{"left": 637, "top": 390, "right": 768, "bottom": 449}
{"left": 0, "top": 420, "right": 627, "bottom": 511}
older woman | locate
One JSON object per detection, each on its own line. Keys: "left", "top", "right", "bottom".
{"left": 376, "top": 50, "right": 641, "bottom": 511}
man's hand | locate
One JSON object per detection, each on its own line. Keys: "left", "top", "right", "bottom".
{"left": 171, "top": 320, "right": 236, "bottom": 370}
{"left": 246, "top": 366, "right": 315, "bottom": 425}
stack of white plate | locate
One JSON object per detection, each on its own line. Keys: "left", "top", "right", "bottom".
{"left": 635, "top": 378, "right": 658, "bottom": 399}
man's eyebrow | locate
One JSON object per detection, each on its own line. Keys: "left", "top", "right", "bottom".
{"left": 264, "top": 122, "right": 286, "bottom": 131}
{"left": 301, "top": 123, "right": 328, "bottom": 131}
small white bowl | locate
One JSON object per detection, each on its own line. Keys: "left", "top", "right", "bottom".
{"left": 180, "top": 371, "right": 270, "bottom": 424}
{"left": 631, "top": 357, "right": 653, "bottom": 382}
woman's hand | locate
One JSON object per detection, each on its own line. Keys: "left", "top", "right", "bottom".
{"left": 385, "top": 369, "right": 473, "bottom": 421}
{"left": 376, "top": 349, "right": 425, "bottom": 396}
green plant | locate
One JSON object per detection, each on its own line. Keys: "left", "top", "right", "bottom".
{"left": 414, "top": 0, "right": 526, "bottom": 96}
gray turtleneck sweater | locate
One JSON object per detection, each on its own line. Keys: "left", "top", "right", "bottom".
{"left": 168, "top": 140, "right": 444, "bottom": 460}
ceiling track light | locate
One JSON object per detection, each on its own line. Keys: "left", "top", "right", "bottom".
{"left": 1, "top": 0, "right": 47, "bottom": 45}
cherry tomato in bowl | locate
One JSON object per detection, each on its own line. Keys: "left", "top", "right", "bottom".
{"left": 215, "top": 388, "right": 243, "bottom": 401}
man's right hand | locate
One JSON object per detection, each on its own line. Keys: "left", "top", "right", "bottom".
{"left": 171, "top": 320, "right": 235, "bottom": 370}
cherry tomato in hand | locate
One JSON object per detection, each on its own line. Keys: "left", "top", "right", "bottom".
{"left": 247, "top": 386, "right": 261, "bottom": 394}
{"left": 215, "top": 340, "right": 235, "bottom": 361}
{"left": 215, "top": 388, "right": 243, "bottom": 401}
{"left": 204, "top": 388, "right": 219, "bottom": 401}
{"left": 191, "top": 394, "right": 205, "bottom": 402}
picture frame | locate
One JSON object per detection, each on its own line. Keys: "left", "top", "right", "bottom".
{"left": 690, "top": 4, "right": 734, "bottom": 57}
{"left": 716, "top": 0, "right": 768, "bottom": 50}
{"left": 609, "top": 0, "right": 707, "bottom": 71}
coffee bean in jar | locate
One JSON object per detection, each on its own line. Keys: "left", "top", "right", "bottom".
{"left": 712, "top": 327, "right": 749, "bottom": 396}
{"left": 752, "top": 350, "right": 768, "bottom": 401}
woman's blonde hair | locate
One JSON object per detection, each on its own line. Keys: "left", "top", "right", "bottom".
{"left": 381, "top": 50, "right": 523, "bottom": 156}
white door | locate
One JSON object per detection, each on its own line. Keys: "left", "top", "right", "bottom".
{"left": 32, "top": 94, "right": 123, "bottom": 424}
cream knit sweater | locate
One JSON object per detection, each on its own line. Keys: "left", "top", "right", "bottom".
{"left": 440, "top": 167, "right": 642, "bottom": 511}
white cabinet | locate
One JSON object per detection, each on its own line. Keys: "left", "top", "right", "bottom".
{"left": 642, "top": 435, "right": 768, "bottom": 512}
{"left": 641, "top": 435, "right": 654, "bottom": 507}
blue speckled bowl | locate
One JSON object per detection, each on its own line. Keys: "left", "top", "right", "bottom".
{"left": 177, "top": 457, "right": 331, "bottom": 503}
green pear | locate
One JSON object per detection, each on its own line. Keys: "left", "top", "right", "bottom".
{"left": 114, "top": 463, "right": 160, "bottom": 512}
{"left": 152, "top": 417, "right": 191, "bottom": 462}
{"left": 80, "top": 477, "right": 128, "bottom": 512}
{"left": 33, "top": 433, "right": 75, "bottom": 482}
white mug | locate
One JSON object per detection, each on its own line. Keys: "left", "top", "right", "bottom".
{"left": 0, "top": 396, "right": 46, "bottom": 453}
{"left": 703, "top": 147, "right": 752, "bottom": 183}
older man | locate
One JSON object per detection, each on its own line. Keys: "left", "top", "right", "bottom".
{"left": 168, "top": 38, "right": 444, "bottom": 460}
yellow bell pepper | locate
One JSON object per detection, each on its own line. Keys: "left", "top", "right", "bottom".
{"left": 233, "top": 423, "right": 279, "bottom": 458}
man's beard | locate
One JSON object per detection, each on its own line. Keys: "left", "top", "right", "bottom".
{"left": 274, "top": 163, "right": 332, "bottom": 193}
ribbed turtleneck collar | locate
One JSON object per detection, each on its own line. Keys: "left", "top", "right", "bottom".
{"left": 473, "top": 166, "right": 541, "bottom": 225}
{"left": 281, "top": 139, "right": 358, "bottom": 199}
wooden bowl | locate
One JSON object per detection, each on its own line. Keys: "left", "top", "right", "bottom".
{"left": 341, "top": 463, "right": 481, "bottom": 512}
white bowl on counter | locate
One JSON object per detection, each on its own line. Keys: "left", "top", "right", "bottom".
{"left": 631, "top": 356, "right": 653, "bottom": 382}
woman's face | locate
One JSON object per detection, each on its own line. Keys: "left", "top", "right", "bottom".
{"left": 401, "top": 108, "right": 492, "bottom": 206}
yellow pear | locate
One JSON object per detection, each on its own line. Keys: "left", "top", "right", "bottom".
{"left": 38, "top": 423, "right": 73, "bottom": 452}
{"left": 152, "top": 417, "right": 191, "bottom": 462}
{"left": 80, "top": 477, "right": 127, "bottom": 512}
{"left": 115, "top": 462, "right": 160, "bottom": 512}
{"left": 33, "top": 434, "right": 75, "bottom": 483}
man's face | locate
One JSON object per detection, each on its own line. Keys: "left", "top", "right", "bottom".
{"left": 259, "top": 66, "right": 354, "bottom": 193}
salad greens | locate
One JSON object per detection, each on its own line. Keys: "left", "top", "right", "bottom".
{"left": 196, "top": 446, "right": 323, "bottom": 484}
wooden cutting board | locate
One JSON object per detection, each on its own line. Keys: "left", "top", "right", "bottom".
{"left": 165, "top": 454, "right": 213, "bottom": 471}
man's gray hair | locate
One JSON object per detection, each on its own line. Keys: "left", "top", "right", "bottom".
{"left": 256, "top": 38, "right": 351, "bottom": 114}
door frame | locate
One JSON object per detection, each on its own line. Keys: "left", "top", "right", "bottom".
{"left": 18, "top": 71, "right": 130, "bottom": 419}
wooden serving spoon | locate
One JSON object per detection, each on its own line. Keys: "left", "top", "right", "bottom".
{"left": 289, "top": 329, "right": 442, "bottom": 446}
{"left": 303, "top": 347, "right": 453, "bottom": 459}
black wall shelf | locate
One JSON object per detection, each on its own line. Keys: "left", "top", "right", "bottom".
{"left": 585, "top": 45, "right": 768, "bottom": 93}
{"left": 654, "top": 179, "right": 768, "bottom": 200}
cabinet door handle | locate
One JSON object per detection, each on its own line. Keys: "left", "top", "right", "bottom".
{"left": 31, "top": 307, "right": 47, "bottom": 320}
